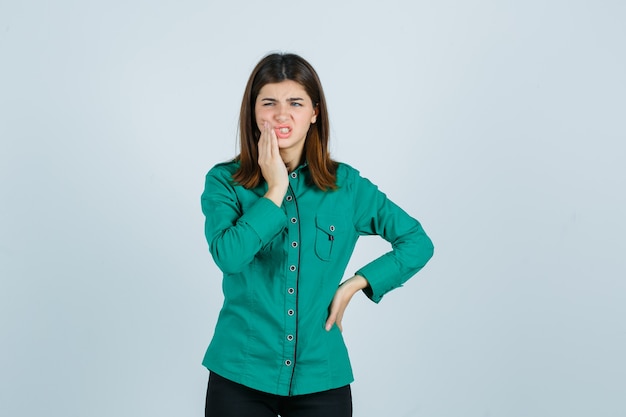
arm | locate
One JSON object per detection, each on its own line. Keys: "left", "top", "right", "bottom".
{"left": 352, "top": 172, "right": 434, "bottom": 303}
{"left": 201, "top": 123, "right": 290, "bottom": 274}
{"left": 201, "top": 169, "right": 286, "bottom": 274}
{"left": 325, "top": 168, "right": 434, "bottom": 330}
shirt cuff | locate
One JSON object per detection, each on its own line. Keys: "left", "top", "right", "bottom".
{"left": 356, "top": 255, "right": 401, "bottom": 304}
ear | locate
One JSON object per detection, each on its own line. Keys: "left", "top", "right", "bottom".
{"left": 311, "top": 105, "right": 319, "bottom": 124}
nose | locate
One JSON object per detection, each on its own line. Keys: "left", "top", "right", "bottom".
{"left": 274, "top": 103, "right": 289, "bottom": 122}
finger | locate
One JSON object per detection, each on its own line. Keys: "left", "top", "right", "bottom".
{"left": 326, "top": 312, "right": 344, "bottom": 332}
{"left": 326, "top": 299, "right": 339, "bottom": 331}
{"left": 258, "top": 122, "right": 270, "bottom": 161}
{"left": 326, "top": 297, "right": 346, "bottom": 332}
{"left": 325, "top": 311, "right": 336, "bottom": 331}
{"left": 335, "top": 310, "right": 344, "bottom": 332}
{"left": 268, "top": 123, "right": 279, "bottom": 158}
{"left": 258, "top": 121, "right": 267, "bottom": 142}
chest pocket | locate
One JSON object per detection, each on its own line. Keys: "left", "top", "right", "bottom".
{"left": 314, "top": 215, "right": 342, "bottom": 261}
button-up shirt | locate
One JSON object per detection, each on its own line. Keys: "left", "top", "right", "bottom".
{"left": 200, "top": 161, "right": 434, "bottom": 396}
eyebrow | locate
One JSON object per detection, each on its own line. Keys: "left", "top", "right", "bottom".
{"left": 260, "top": 97, "right": 304, "bottom": 102}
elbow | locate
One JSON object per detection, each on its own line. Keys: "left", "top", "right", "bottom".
{"left": 208, "top": 241, "right": 250, "bottom": 274}
{"left": 403, "top": 232, "right": 434, "bottom": 272}
{"left": 213, "top": 259, "right": 245, "bottom": 275}
{"left": 419, "top": 234, "right": 435, "bottom": 267}
{"left": 424, "top": 236, "right": 435, "bottom": 262}
{"left": 210, "top": 250, "right": 247, "bottom": 274}
{"left": 416, "top": 223, "right": 434, "bottom": 264}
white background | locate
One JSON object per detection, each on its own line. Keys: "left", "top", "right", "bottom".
{"left": 1, "top": 1, "right": 625, "bottom": 416}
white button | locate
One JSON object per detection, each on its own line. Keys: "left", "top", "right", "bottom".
{"left": 291, "top": 241, "right": 298, "bottom": 248}
{"left": 286, "top": 195, "right": 293, "bottom": 202}
{"left": 290, "top": 172, "right": 297, "bottom": 179}
{"left": 287, "top": 335, "right": 294, "bottom": 341}
{"left": 289, "top": 265, "right": 296, "bottom": 272}
{"left": 285, "top": 359, "right": 292, "bottom": 366}
{"left": 290, "top": 217, "right": 297, "bottom": 224}
{"left": 288, "top": 288, "right": 295, "bottom": 294}
{"left": 329, "top": 225, "right": 335, "bottom": 232}
{"left": 288, "top": 309, "right": 294, "bottom": 316}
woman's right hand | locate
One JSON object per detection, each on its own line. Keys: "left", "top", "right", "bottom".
{"left": 258, "top": 121, "right": 289, "bottom": 206}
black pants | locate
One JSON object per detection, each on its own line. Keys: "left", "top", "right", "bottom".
{"left": 205, "top": 372, "right": 353, "bottom": 417}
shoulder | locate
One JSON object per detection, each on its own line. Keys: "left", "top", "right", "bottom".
{"left": 335, "top": 162, "right": 374, "bottom": 188}
{"left": 335, "top": 162, "right": 361, "bottom": 184}
{"left": 207, "top": 159, "right": 240, "bottom": 179}
{"left": 202, "top": 160, "right": 242, "bottom": 194}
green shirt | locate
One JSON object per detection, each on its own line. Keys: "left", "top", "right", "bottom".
{"left": 200, "top": 161, "right": 434, "bottom": 396}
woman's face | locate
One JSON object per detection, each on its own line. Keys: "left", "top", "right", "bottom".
{"left": 255, "top": 80, "right": 318, "bottom": 155}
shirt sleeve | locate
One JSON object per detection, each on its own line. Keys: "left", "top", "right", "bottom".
{"left": 350, "top": 170, "right": 434, "bottom": 303}
{"left": 201, "top": 165, "right": 287, "bottom": 274}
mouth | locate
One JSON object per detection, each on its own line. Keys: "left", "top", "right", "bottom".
{"left": 274, "top": 125, "right": 292, "bottom": 138}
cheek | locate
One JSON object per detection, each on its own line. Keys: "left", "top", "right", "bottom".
{"left": 255, "top": 107, "right": 270, "bottom": 123}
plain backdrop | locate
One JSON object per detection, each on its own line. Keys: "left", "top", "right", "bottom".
{"left": 1, "top": 1, "right": 625, "bottom": 416}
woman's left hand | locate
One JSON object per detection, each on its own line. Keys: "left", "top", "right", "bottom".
{"left": 325, "top": 275, "right": 369, "bottom": 332}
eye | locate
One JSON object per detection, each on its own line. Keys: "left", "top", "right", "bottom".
{"left": 290, "top": 102, "right": 303, "bottom": 107}
{"left": 262, "top": 102, "right": 275, "bottom": 107}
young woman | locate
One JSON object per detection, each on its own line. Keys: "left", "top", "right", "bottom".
{"left": 201, "top": 52, "right": 434, "bottom": 417}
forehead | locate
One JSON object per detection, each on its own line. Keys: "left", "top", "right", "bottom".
{"left": 257, "top": 80, "right": 311, "bottom": 101}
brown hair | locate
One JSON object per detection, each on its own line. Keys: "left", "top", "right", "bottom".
{"left": 232, "top": 53, "right": 338, "bottom": 191}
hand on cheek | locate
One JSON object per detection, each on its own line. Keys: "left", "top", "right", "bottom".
{"left": 258, "top": 122, "right": 288, "bottom": 206}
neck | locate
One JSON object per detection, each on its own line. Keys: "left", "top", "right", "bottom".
{"left": 280, "top": 148, "right": 304, "bottom": 172}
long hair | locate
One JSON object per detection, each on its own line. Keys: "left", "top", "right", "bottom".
{"left": 232, "top": 53, "right": 338, "bottom": 191}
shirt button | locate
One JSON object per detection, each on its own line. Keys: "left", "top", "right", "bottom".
{"left": 287, "top": 335, "right": 294, "bottom": 341}
{"left": 285, "top": 359, "right": 292, "bottom": 366}
{"left": 329, "top": 225, "right": 335, "bottom": 232}
{"left": 288, "top": 309, "right": 294, "bottom": 316}
{"left": 290, "top": 217, "right": 297, "bottom": 224}
{"left": 289, "top": 265, "right": 296, "bottom": 272}
{"left": 291, "top": 241, "right": 298, "bottom": 248}
{"left": 286, "top": 195, "right": 293, "bottom": 202}
{"left": 290, "top": 172, "right": 297, "bottom": 179}
{"left": 287, "top": 288, "right": 295, "bottom": 294}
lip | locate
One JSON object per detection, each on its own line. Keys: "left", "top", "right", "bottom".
{"left": 274, "top": 125, "right": 292, "bottom": 139}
